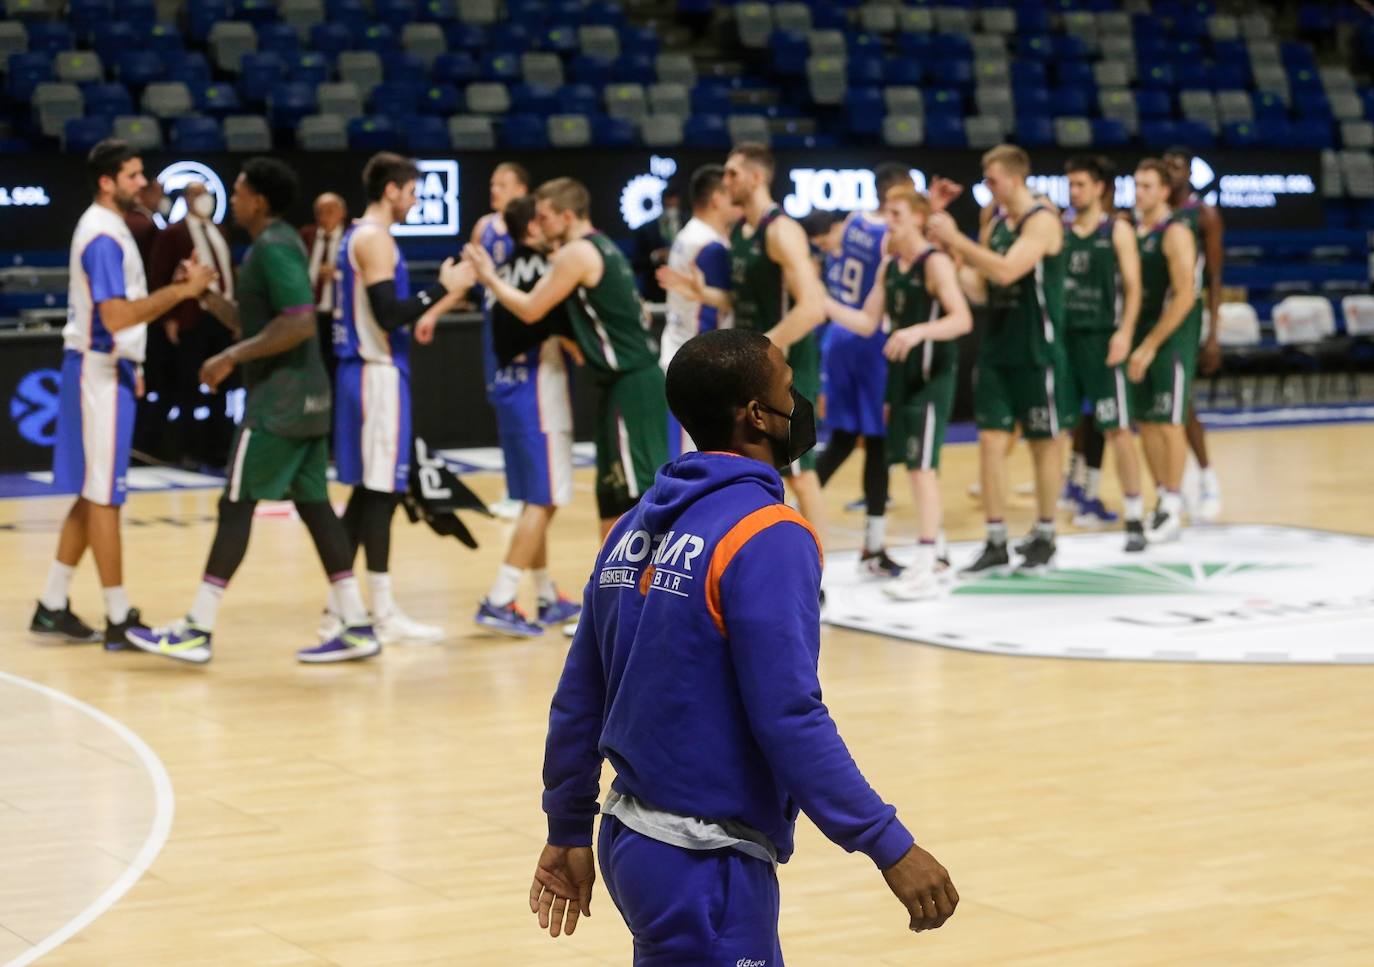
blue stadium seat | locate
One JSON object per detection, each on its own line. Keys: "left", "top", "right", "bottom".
{"left": 404, "top": 115, "right": 450, "bottom": 151}
{"left": 897, "top": 33, "right": 933, "bottom": 61}
{"left": 1293, "top": 89, "right": 1331, "bottom": 119}
{"left": 584, "top": 1, "right": 626, "bottom": 27}
{"left": 235, "top": 0, "right": 279, "bottom": 25}
{"left": 546, "top": 0, "right": 582, "bottom": 27}
{"left": 64, "top": 116, "right": 112, "bottom": 153}
{"left": 500, "top": 113, "right": 549, "bottom": 148}
{"left": 372, "top": 80, "right": 423, "bottom": 117}
{"left": 568, "top": 54, "right": 614, "bottom": 85}
{"left": 612, "top": 54, "right": 656, "bottom": 85}
{"left": 8, "top": 53, "right": 54, "bottom": 102}
{"left": 1051, "top": 35, "right": 1089, "bottom": 60}
{"left": 1014, "top": 4, "right": 1048, "bottom": 33}
{"left": 433, "top": 53, "right": 481, "bottom": 85}
{"left": 289, "top": 53, "right": 331, "bottom": 86}
{"left": 883, "top": 57, "right": 923, "bottom": 86}
{"left": 326, "top": 0, "right": 369, "bottom": 38}
{"left": 770, "top": 30, "right": 809, "bottom": 77}
{"left": 83, "top": 83, "right": 134, "bottom": 118}
{"left": 1173, "top": 62, "right": 1210, "bottom": 90}
{"left": 1135, "top": 89, "right": 1172, "bottom": 119}
{"left": 164, "top": 51, "right": 212, "bottom": 85}
{"left": 487, "top": 23, "right": 533, "bottom": 53}
{"left": 1211, "top": 63, "right": 1248, "bottom": 90}
{"left": 1018, "top": 34, "right": 1052, "bottom": 61}
{"left": 239, "top": 53, "right": 287, "bottom": 105}
{"left": 1138, "top": 63, "right": 1174, "bottom": 90}
{"left": 1054, "top": 60, "right": 1093, "bottom": 89}
{"left": 557, "top": 83, "right": 599, "bottom": 115}
{"left": 382, "top": 51, "right": 425, "bottom": 80}
{"left": 348, "top": 115, "right": 401, "bottom": 149}
{"left": 483, "top": 52, "right": 521, "bottom": 83}
{"left": 1281, "top": 42, "right": 1317, "bottom": 71}
{"left": 376, "top": 0, "right": 418, "bottom": 27}
{"left": 683, "top": 113, "right": 729, "bottom": 149}
{"left": 419, "top": 82, "right": 462, "bottom": 115}
{"left": 268, "top": 82, "right": 318, "bottom": 129}
{"left": 257, "top": 23, "right": 300, "bottom": 55}
{"left": 541, "top": 26, "right": 579, "bottom": 55}
{"left": 1010, "top": 61, "right": 1046, "bottom": 88}
{"left": 172, "top": 116, "right": 226, "bottom": 150}
{"left": 507, "top": 0, "right": 547, "bottom": 26}
{"left": 925, "top": 113, "right": 967, "bottom": 148}
{"left": 930, "top": 56, "right": 973, "bottom": 88}
{"left": 1090, "top": 117, "right": 1129, "bottom": 146}
{"left": 1290, "top": 118, "right": 1334, "bottom": 149}
{"left": 848, "top": 51, "right": 884, "bottom": 87}
{"left": 70, "top": 0, "right": 115, "bottom": 42}
{"left": 1289, "top": 66, "right": 1323, "bottom": 93}
{"left": 924, "top": 87, "right": 964, "bottom": 117}
{"left": 1253, "top": 91, "right": 1288, "bottom": 120}
{"left": 419, "top": 0, "right": 458, "bottom": 21}
{"left": 1050, "top": 86, "right": 1089, "bottom": 117}
{"left": 1139, "top": 119, "right": 1178, "bottom": 146}
{"left": 933, "top": 32, "right": 972, "bottom": 59}
{"left": 1173, "top": 12, "right": 1207, "bottom": 39}
{"left": 191, "top": 81, "right": 243, "bottom": 115}
{"left": 621, "top": 26, "right": 661, "bottom": 57}
{"left": 310, "top": 23, "right": 355, "bottom": 57}
{"left": 188, "top": 0, "right": 231, "bottom": 42}
{"left": 360, "top": 24, "right": 398, "bottom": 52}
{"left": 511, "top": 83, "right": 558, "bottom": 115}
{"left": 1222, "top": 121, "right": 1259, "bottom": 146}
{"left": 27, "top": 22, "right": 74, "bottom": 54}
{"left": 93, "top": 23, "right": 139, "bottom": 63}
{"left": 116, "top": 51, "right": 166, "bottom": 89}
{"left": 1254, "top": 118, "right": 1295, "bottom": 147}
{"left": 845, "top": 86, "right": 884, "bottom": 136}
{"left": 590, "top": 114, "right": 637, "bottom": 147}
{"left": 1015, "top": 86, "right": 1051, "bottom": 116}
{"left": 1172, "top": 120, "right": 1216, "bottom": 148}
{"left": 443, "top": 22, "right": 488, "bottom": 52}
{"left": 1016, "top": 114, "right": 1054, "bottom": 147}
{"left": 691, "top": 82, "right": 731, "bottom": 115}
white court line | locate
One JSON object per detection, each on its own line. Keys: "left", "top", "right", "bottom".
{"left": 0, "top": 671, "right": 175, "bottom": 967}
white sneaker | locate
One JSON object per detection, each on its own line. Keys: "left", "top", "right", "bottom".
{"left": 883, "top": 570, "right": 942, "bottom": 601}
{"left": 374, "top": 608, "right": 444, "bottom": 644}
{"left": 489, "top": 497, "right": 522, "bottom": 520}
{"left": 562, "top": 620, "right": 579, "bottom": 638}
{"left": 1146, "top": 506, "right": 1183, "bottom": 544}
{"left": 1197, "top": 491, "right": 1222, "bottom": 523}
{"left": 317, "top": 609, "right": 343, "bottom": 643}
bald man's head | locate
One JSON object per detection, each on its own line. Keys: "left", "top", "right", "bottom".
{"left": 314, "top": 192, "right": 346, "bottom": 232}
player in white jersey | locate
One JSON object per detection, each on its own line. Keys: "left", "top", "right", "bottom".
{"left": 31, "top": 139, "right": 216, "bottom": 649}
{"left": 658, "top": 164, "right": 739, "bottom": 456}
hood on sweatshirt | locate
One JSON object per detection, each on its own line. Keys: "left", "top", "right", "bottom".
{"left": 637, "top": 450, "right": 784, "bottom": 539}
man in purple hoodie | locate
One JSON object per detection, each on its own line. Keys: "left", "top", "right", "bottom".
{"left": 532, "top": 328, "right": 958, "bottom": 963}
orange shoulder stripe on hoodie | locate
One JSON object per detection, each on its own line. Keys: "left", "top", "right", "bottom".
{"left": 704, "top": 504, "right": 823, "bottom": 637}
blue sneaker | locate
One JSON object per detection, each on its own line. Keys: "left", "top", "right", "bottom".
{"left": 1073, "top": 497, "right": 1120, "bottom": 528}
{"left": 537, "top": 595, "right": 581, "bottom": 626}
{"left": 475, "top": 599, "right": 544, "bottom": 638}
{"left": 126, "top": 619, "right": 213, "bottom": 664}
{"left": 296, "top": 625, "right": 381, "bottom": 663}
{"left": 1058, "top": 480, "right": 1084, "bottom": 512}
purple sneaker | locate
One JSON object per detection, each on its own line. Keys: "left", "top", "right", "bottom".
{"left": 475, "top": 599, "right": 544, "bottom": 638}
{"left": 537, "top": 595, "right": 582, "bottom": 626}
{"left": 1058, "top": 480, "right": 1084, "bottom": 513}
{"left": 1073, "top": 497, "right": 1120, "bottom": 528}
{"left": 296, "top": 625, "right": 381, "bottom": 663}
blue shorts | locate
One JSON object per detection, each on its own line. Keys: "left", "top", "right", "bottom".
{"left": 499, "top": 429, "right": 573, "bottom": 507}
{"left": 334, "top": 359, "right": 412, "bottom": 493}
{"left": 824, "top": 330, "right": 887, "bottom": 437}
{"left": 53, "top": 350, "right": 135, "bottom": 507}
{"left": 599, "top": 814, "right": 783, "bottom": 967}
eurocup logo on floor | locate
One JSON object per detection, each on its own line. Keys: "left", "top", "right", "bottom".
{"left": 394, "top": 159, "right": 459, "bottom": 237}
{"left": 156, "top": 160, "right": 228, "bottom": 227}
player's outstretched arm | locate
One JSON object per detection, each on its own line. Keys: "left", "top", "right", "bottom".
{"left": 656, "top": 263, "right": 733, "bottom": 311}
{"left": 928, "top": 208, "right": 1055, "bottom": 288}
{"left": 827, "top": 259, "right": 888, "bottom": 337}
{"left": 766, "top": 217, "right": 828, "bottom": 349}
{"left": 98, "top": 257, "right": 217, "bottom": 332}
{"left": 464, "top": 239, "right": 591, "bottom": 324}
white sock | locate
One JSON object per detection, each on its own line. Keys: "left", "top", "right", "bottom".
{"left": 40, "top": 561, "right": 75, "bottom": 611}
{"left": 325, "top": 583, "right": 340, "bottom": 618}
{"left": 332, "top": 575, "right": 369, "bottom": 626}
{"left": 367, "top": 571, "right": 394, "bottom": 618}
{"left": 1201, "top": 467, "right": 1220, "bottom": 496}
{"left": 987, "top": 521, "right": 1008, "bottom": 545}
{"left": 912, "top": 541, "right": 936, "bottom": 576}
{"left": 533, "top": 568, "right": 558, "bottom": 604}
{"left": 1161, "top": 490, "right": 1184, "bottom": 516}
{"left": 863, "top": 516, "right": 886, "bottom": 554}
{"left": 1034, "top": 518, "right": 1056, "bottom": 540}
{"left": 103, "top": 586, "right": 130, "bottom": 624}
{"left": 189, "top": 578, "right": 226, "bottom": 630}
{"left": 1069, "top": 453, "right": 1086, "bottom": 487}
{"left": 488, "top": 564, "right": 523, "bottom": 608}
{"left": 1084, "top": 467, "right": 1102, "bottom": 501}
{"left": 1123, "top": 494, "right": 1144, "bottom": 523}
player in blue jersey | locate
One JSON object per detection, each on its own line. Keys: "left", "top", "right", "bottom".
{"left": 815, "top": 162, "right": 913, "bottom": 578}
{"left": 326, "top": 152, "right": 469, "bottom": 644}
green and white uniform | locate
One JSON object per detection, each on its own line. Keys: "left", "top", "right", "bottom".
{"left": 884, "top": 250, "right": 958, "bottom": 470}
{"left": 730, "top": 205, "right": 820, "bottom": 474}
{"left": 226, "top": 219, "right": 331, "bottom": 503}
{"left": 1132, "top": 213, "right": 1198, "bottom": 424}
{"left": 1172, "top": 195, "right": 1209, "bottom": 357}
{"left": 1062, "top": 213, "right": 1131, "bottom": 431}
{"left": 973, "top": 205, "right": 1076, "bottom": 439}
{"left": 563, "top": 231, "right": 667, "bottom": 515}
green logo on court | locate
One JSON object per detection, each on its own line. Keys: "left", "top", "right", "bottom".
{"left": 953, "top": 562, "right": 1293, "bottom": 596}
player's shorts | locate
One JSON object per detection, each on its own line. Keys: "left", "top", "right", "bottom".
{"left": 225, "top": 425, "right": 328, "bottom": 503}
{"left": 888, "top": 371, "right": 956, "bottom": 471}
{"left": 53, "top": 350, "right": 136, "bottom": 507}
{"left": 1064, "top": 329, "right": 1132, "bottom": 431}
{"left": 824, "top": 330, "right": 887, "bottom": 437}
{"left": 974, "top": 356, "right": 1078, "bottom": 439}
{"left": 500, "top": 430, "right": 573, "bottom": 507}
{"left": 334, "top": 359, "right": 412, "bottom": 493}
{"left": 782, "top": 339, "right": 821, "bottom": 477}
{"left": 595, "top": 365, "right": 669, "bottom": 519}
{"left": 491, "top": 345, "right": 576, "bottom": 503}
{"left": 1131, "top": 340, "right": 1194, "bottom": 425}
{"left": 598, "top": 814, "right": 783, "bottom": 967}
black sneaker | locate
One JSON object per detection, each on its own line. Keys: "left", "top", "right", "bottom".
{"left": 1013, "top": 530, "right": 1038, "bottom": 555}
{"left": 858, "top": 548, "right": 905, "bottom": 579}
{"left": 30, "top": 601, "right": 101, "bottom": 643}
{"left": 1124, "top": 520, "right": 1147, "bottom": 553}
{"left": 959, "top": 541, "right": 1010, "bottom": 578}
{"left": 104, "top": 608, "right": 149, "bottom": 652}
{"left": 1016, "top": 535, "right": 1057, "bottom": 573}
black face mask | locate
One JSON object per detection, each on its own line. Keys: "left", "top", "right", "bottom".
{"left": 758, "top": 388, "right": 817, "bottom": 471}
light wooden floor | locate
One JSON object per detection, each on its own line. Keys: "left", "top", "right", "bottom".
{"left": 2, "top": 424, "right": 1373, "bottom": 966}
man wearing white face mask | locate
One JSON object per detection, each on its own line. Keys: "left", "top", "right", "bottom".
{"left": 147, "top": 181, "right": 237, "bottom": 466}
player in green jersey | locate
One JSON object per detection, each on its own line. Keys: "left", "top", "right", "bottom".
{"left": 1128, "top": 159, "right": 1198, "bottom": 544}
{"left": 1164, "top": 147, "right": 1225, "bottom": 522}
{"left": 126, "top": 157, "right": 382, "bottom": 665}
{"left": 927, "top": 144, "right": 1075, "bottom": 575}
{"left": 825, "top": 185, "right": 971, "bottom": 600}
{"left": 657, "top": 144, "right": 829, "bottom": 552}
{"left": 466, "top": 177, "right": 668, "bottom": 539}
{"left": 1061, "top": 155, "right": 1147, "bottom": 551}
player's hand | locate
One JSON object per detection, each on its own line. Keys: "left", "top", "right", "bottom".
{"left": 318, "top": 263, "right": 335, "bottom": 283}
{"left": 461, "top": 242, "right": 498, "bottom": 285}
{"left": 134, "top": 367, "right": 145, "bottom": 399}
{"left": 530, "top": 844, "right": 595, "bottom": 938}
{"left": 1199, "top": 339, "right": 1222, "bottom": 376}
{"left": 164, "top": 319, "right": 181, "bottom": 346}
{"left": 656, "top": 264, "right": 703, "bottom": 301}
{"left": 882, "top": 844, "right": 958, "bottom": 933}
{"left": 200, "top": 350, "right": 236, "bottom": 391}
{"left": 925, "top": 212, "right": 960, "bottom": 246}
{"left": 1106, "top": 330, "right": 1131, "bottom": 368}
{"left": 929, "top": 176, "right": 964, "bottom": 212}
{"left": 557, "top": 336, "right": 586, "bottom": 366}
{"left": 182, "top": 258, "right": 218, "bottom": 298}
{"left": 439, "top": 255, "right": 475, "bottom": 294}
{"left": 1127, "top": 343, "right": 1155, "bottom": 384}
{"left": 414, "top": 310, "right": 439, "bottom": 345}
{"left": 884, "top": 325, "right": 926, "bottom": 363}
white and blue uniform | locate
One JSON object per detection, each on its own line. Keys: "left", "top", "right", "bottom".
{"left": 824, "top": 212, "right": 888, "bottom": 437}
{"left": 53, "top": 204, "right": 148, "bottom": 507}
{"left": 660, "top": 216, "right": 732, "bottom": 457}
{"left": 487, "top": 245, "right": 575, "bottom": 508}
{"left": 479, "top": 214, "right": 515, "bottom": 398}
{"left": 332, "top": 220, "right": 412, "bottom": 493}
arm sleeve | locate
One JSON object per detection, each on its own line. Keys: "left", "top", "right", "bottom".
{"left": 694, "top": 241, "right": 732, "bottom": 332}
{"left": 540, "top": 575, "right": 606, "bottom": 846}
{"left": 259, "top": 242, "right": 317, "bottom": 316}
{"left": 82, "top": 235, "right": 127, "bottom": 305}
{"left": 722, "top": 523, "right": 915, "bottom": 869}
{"left": 365, "top": 279, "right": 449, "bottom": 331}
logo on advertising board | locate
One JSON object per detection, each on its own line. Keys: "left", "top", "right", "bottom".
{"left": 620, "top": 155, "right": 678, "bottom": 230}
{"left": 393, "top": 159, "right": 460, "bottom": 237}
{"left": 783, "top": 167, "right": 928, "bottom": 218}
{"left": 156, "top": 160, "right": 229, "bottom": 226}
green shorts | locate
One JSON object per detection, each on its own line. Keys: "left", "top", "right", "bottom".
{"left": 225, "top": 425, "right": 329, "bottom": 503}
{"left": 1064, "top": 328, "right": 1132, "bottom": 431}
{"left": 974, "top": 356, "right": 1078, "bottom": 439}
{"left": 1133, "top": 307, "right": 1200, "bottom": 425}
{"left": 888, "top": 372, "right": 956, "bottom": 471}
{"left": 782, "top": 334, "right": 820, "bottom": 477}
{"left": 595, "top": 365, "right": 669, "bottom": 518}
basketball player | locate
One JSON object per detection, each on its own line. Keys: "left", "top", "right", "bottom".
{"left": 463, "top": 177, "right": 668, "bottom": 540}
{"left": 657, "top": 144, "right": 829, "bottom": 549}
{"left": 1061, "top": 156, "right": 1148, "bottom": 551}
{"left": 825, "top": 186, "right": 972, "bottom": 600}
{"left": 532, "top": 329, "right": 957, "bottom": 957}
{"left": 926, "top": 145, "right": 1075, "bottom": 574}
{"left": 1128, "top": 159, "right": 1199, "bottom": 543}
{"left": 31, "top": 139, "right": 216, "bottom": 650}
{"left": 125, "top": 157, "right": 382, "bottom": 664}
{"left": 659, "top": 163, "right": 736, "bottom": 457}
{"left": 815, "top": 162, "right": 914, "bottom": 579}
{"left": 1163, "top": 147, "right": 1224, "bottom": 521}
{"left": 472, "top": 195, "right": 582, "bottom": 638}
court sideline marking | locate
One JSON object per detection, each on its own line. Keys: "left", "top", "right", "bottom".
{"left": 0, "top": 671, "right": 175, "bottom": 967}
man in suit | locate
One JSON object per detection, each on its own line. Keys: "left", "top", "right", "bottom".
{"left": 301, "top": 192, "right": 348, "bottom": 381}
